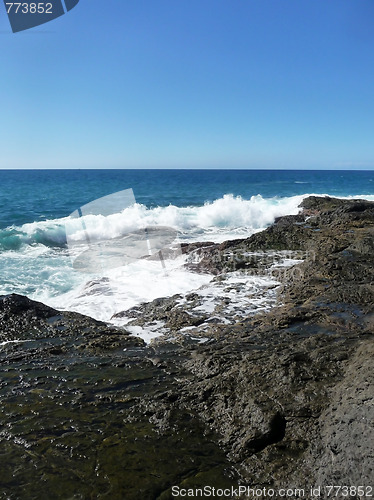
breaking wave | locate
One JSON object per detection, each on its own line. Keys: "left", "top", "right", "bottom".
{"left": 0, "top": 193, "right": 306, "bottom": 250}
{"left": 1, "top": 191, "right": 374, "bottom": 330}
{"left": 2, "top": 192, "right": 374, "bottom": 251}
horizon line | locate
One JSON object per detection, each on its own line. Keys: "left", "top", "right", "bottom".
{"left": 1, "top": 167, "right": 374, "bottom": 172}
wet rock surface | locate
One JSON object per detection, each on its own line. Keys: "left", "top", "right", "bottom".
{"left": 0, "top": 196, "right": 373, "bottom": 499}
{"left": 0, "top": 295, "right": 235, "bottom": 499}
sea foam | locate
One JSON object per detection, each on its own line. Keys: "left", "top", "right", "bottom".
{"left": 1, "top": 192, "right": 374, "bottom": 341}
{"left": 2, "top": 193, "right": 374, "bottom": 250}
{"left": 0, "top": 193, "right": 307, "bottom": 250}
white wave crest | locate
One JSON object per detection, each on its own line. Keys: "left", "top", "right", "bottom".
{"left": 63, "top": 194, "right": 308, "bottom": 246}
{"left": 3, "top": 192, "right": 374, "bottom": 249}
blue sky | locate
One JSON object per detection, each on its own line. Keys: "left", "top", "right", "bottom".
{"left": 1, "top": 0, "right": 374, "bottom": 169}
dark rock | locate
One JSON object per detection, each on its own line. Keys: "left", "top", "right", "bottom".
{"left": 0, "top": 292, "right": 145, "bottom": 348}
{"left": 0, "top": 196, "right": 373, "bottom": 498}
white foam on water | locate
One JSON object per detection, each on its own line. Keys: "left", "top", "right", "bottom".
{"left": 0, "top": 340, "right": 24, "bottom": 347}
{"left": 190, "top": 273, "right": 281, "bottom": 320}
{"left": 186, "top": 336, "right": 210, "bottom": 344}
{"left": 1, "top": 192, "right": 374, "bottom": 342}
{"left": 48, "top": 254, "right": 213, "bottom": 323}
{"left": 270, "top": 258, "right": 304, "bottom": 268}
{"left": 124, "top": 321, "right": 168, "bottom": 344}
{"left": 2, "top": 192, "right": 374, "bottom": 249}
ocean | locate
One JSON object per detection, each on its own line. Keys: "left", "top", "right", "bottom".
{"left": 1, "top": 169, "right": 374, "bottom": 342}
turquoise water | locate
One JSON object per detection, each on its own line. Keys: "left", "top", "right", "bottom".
{"left": 0, "top": 169, "right": 373, "bottom": 322}
{"left": 1, "top": 169, "right": 374, "bottom": 229}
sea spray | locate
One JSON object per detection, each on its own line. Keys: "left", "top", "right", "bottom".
{"left": 1, "top": 192, "right": 374, "bottom": 339}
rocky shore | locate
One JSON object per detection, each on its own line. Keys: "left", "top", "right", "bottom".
{"left": 0, "top": 196, "right": 373, "bottom": 499}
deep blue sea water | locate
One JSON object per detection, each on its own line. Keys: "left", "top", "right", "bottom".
{"left": 0, "top": 169, "right": 373, "bottom": 334}
{"left": 1, "top": 169, "right": 374, "bottom": 229}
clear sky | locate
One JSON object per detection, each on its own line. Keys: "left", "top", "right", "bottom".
{"left": 1, "top": 0, "right": 374, "bottom": 169}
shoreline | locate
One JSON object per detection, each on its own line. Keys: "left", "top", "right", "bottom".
{"left": 0, "top": 195, "right": 373, "bottom": 498}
